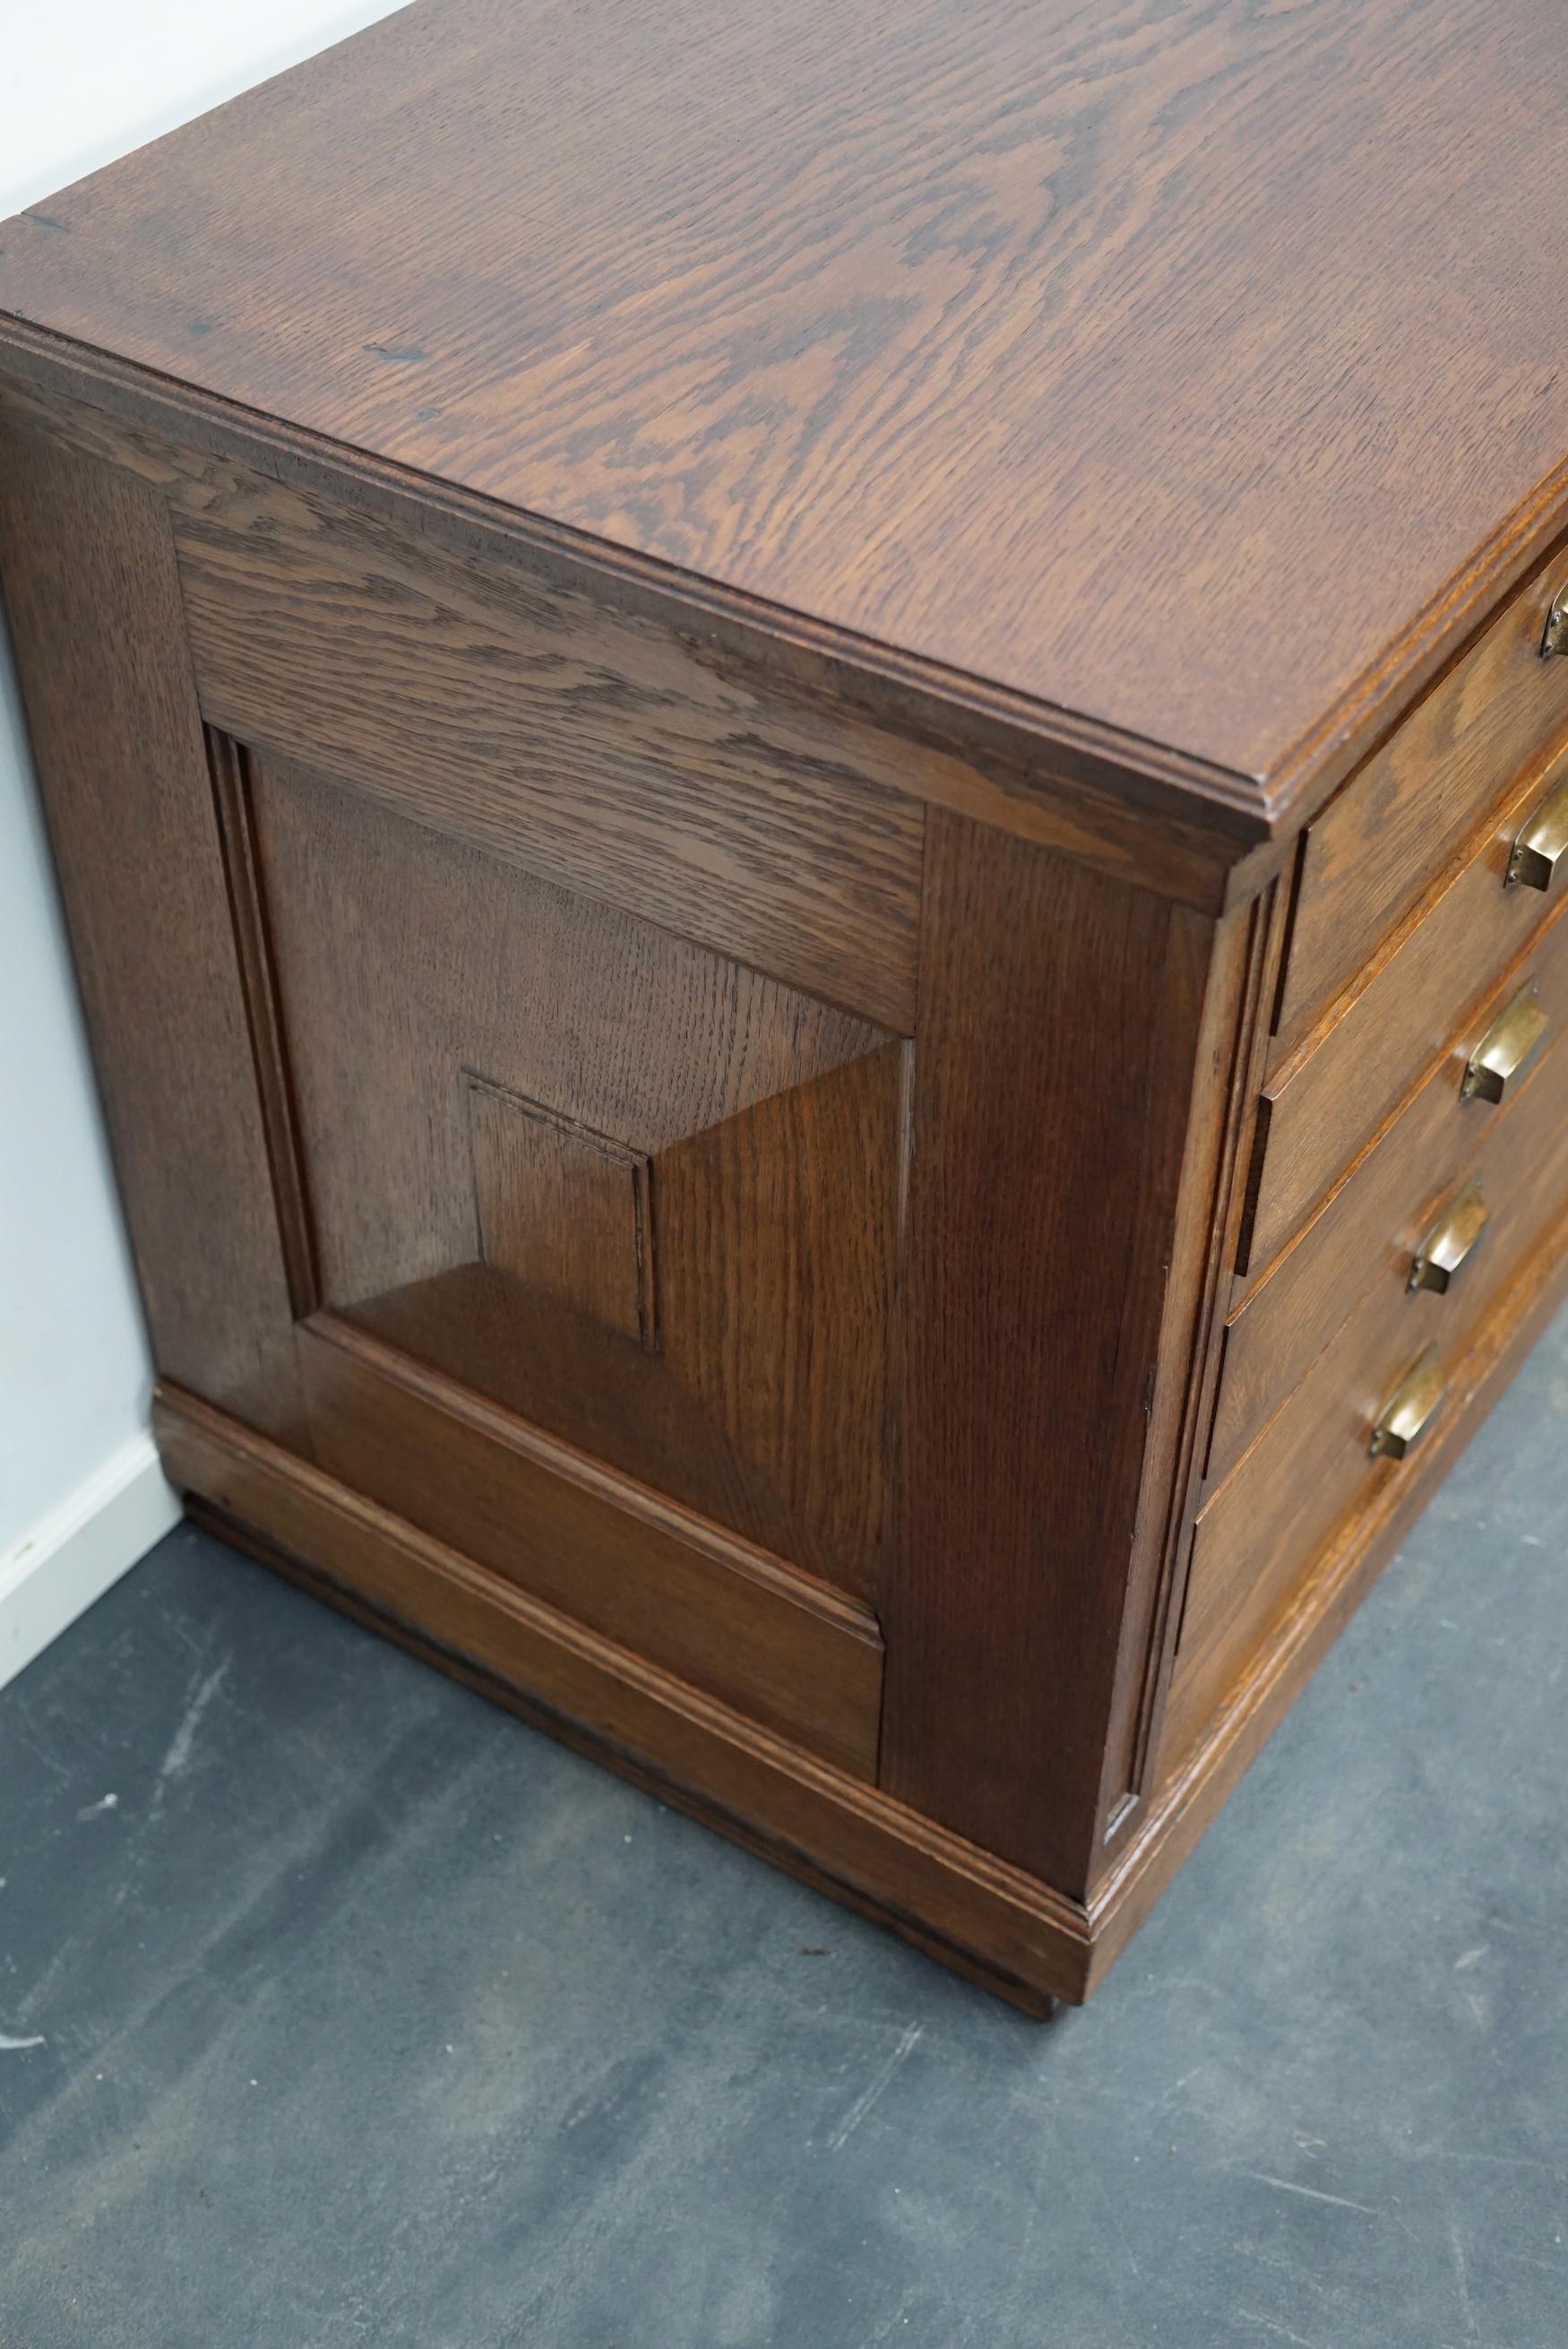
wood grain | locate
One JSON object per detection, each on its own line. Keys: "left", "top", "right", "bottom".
{"left": 0, "top": 367, "right": 1272, "bottom": 913}
{"left": 881, "top": 814, "right": 1214, "bottom": 1895}
{"left": 6, "top": 0, "right": 1568, "bottom": 811}
{"left": 168, "top": 448, "right": 923, "bottom": 1028}
{"left": 9, "top": 0, "right": 1568, "bottom": 2007}
{"left": 1215, "top": 931, "right": 1568, "bottom": 1485}
{"left": 248, "top": 748, "right": 886, "bottom": 1252}
{"left": 295, "top": 1316, "right": 883, "bottom": 1775}
{"left": 201, "top": 1488, "right": 1064, "bottom": 2021}
{"left": 465, "top": 1078, "right": 655, "bottom": 1350}
{"left": 1092, "top": 1207, "right": 1568, "bottom": 1993}
{"left": 150, "top": 1154, "right": 1568, "bottom": 2014}
{"left": 206, "top": 730, "right": 319, "bottom": 1323}
{"left": 1095, "top": 878, "right": 1291, "bottom": 1861}
{"left": 1171, "top": 1023, "right": 1568, "bottom": 1768}
{"left": 0, "top": 432, "right": 302, "bottom": 1437}
{"left": 654, "top": 1047, "right": 907, "bottom": 1594}
{"left": 154, "top": 1378, "right": 1092, "bottom": 2008}
{"left": 1274, "top": 554, "right": 1568, "bottom": 1055}
{"left": 246, "top": 755, "right": 900, "bottom": 1590}
{"left": 1245, "top": 771, "right": 1568, "bottom": 1278}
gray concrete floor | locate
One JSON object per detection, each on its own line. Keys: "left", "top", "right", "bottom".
{"left": 3, "top": 1312, "right": 1567, "bottom": 2348}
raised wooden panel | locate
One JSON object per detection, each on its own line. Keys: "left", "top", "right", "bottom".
{"left": 466, "top": 1076, "right": 655, "bottom": 1349}
{"left": 294, "top": 1317, "right": 883, "bottom": 1775}
{"left": 244, "top": 746, "right": 901, "bottom": 1602}
{"left": 0, "top": 431, "right": 302, "bottom": 1438}
{"left": 656, "top": 1046, "right": 907, "bottom": 1585}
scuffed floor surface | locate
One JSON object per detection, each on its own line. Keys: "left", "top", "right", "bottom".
{"left": 3, "top": 1308, "right": 1567, "bottom": 2348}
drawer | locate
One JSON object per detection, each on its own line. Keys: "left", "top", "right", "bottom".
{"left": 1275, "top": 541, "right": 1568, "bottom": 1053}
{"left": 1245, "top": 743, "right": 1568, "bottom": 1276}
{"left": 1213, "top": 886, "right": 1568, "bottom": 1484}
{"left": 1167, "top": 1019, "right": 1568, "bottom": 1771}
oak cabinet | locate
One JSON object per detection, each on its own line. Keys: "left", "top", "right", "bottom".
{"left": 4, "top": 0, "right": 1568, "bottom": 2008}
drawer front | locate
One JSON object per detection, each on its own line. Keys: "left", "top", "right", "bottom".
{"left": 1167, "top": 1023, "right": 1568, "bottom": 1769}
{"left": 1215, "top": 887, "right": 1568, "bottom": 1483}
{"left": 1246, "top": 746, "right": 1568, "bottom": 1276}
{"left": 1275, "top": 543, "right": 1568, "bottom": 1054}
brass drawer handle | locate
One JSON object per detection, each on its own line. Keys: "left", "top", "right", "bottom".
{"left": 1461, "top": 982, "right": 1548, "bottom": 1103}
{"left": 1506, "top": 764, "right": 1568, "bottom": 893}
{"left": 1545, "top": 580, "right": 1568, "bottom": 657}
{"left": 1408, "top": 1179, "right": 1489, "bottom": 1293}
{"left": 1370, "top": 1347, "right": 1447, "bottom": 1459}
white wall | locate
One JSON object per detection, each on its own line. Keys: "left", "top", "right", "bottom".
{"left": 0, "top": 0, "right": 403, "bottom": 1686}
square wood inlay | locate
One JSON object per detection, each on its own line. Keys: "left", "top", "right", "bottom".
{"left": 465, "top": 1074, "right": 654, "bottom": 1350}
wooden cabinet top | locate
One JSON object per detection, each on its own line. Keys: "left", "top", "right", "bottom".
{"left": 4, "top": 0, "right": 1567, "bottom": 840}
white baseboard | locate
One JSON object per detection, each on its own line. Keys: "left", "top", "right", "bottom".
{"left": 0, "top": 1434, "right": 181, "bottom": 1695}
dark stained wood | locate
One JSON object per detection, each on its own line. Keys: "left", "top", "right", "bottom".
{"left": 7, "top": 0, "right": 1568, "bottom": 2009}
{"left": 1171, "top": 1024, "right": 1568, "bottom": 1769}
{"left": 6, "top": 1, "right": 1568, "bottom": 828}
{"left": 1273, "top": 550, "right": 1568, "bottom": 1055}
{"left": 170, "top": 447, "right": 926, "bottom": 1031}
{"left": 251, "top": 751, "right": 887, "bottom": 1161}
{"left": 196, "top": 1484, "right": 1063, "bottom": 2024}
{"left": 881, "top": 815, "right": 1214, "bottom": 1895}
{"left": 1091, "top": 1208, "right": 1568, "bottom": 1993}
{"left": 1215, "top": 916, "right": 1568, "bottom": 1486}
{"left": 295, "top": 1316, "right": 884, "bottom": 1776}
{"left": 1095, "top": 877, "right": 1293, "bottom": 1861}
{"left": 154, "top": 1117, "right": 1568, "bottom": 2017}
{"left": 155, "top": 1380, "right": 1092, "bottom": 2009}
{"left": 0, "top": 432, "right": 302, "bottom": 1438}
{"left": 653, "top": 1047, "right": 908, "bottom": 1593}
{"left": 247, "top": 751, "right": 900, "bottom": 1596}
{"left": 1245, "top": 765, "right": 1568, "bottom": 1278}
{"left": 465, "top": 1076, "right": 656, "bottom": 1350}
{"left": 0, "top": 370, "right": 1263, "bottom": 916}
{"left": 206, "top": 731, "right": 320, "bottom": 1324}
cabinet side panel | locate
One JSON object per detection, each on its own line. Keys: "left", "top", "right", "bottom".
{"left": 882, "top": 813, "right": 1215, "bottom": 1894}
{"left": 82, "top": 423, "right": 927, "bottom": 1032}
{"left": 0, "top": 429, "right": 300, "bottom": 1437}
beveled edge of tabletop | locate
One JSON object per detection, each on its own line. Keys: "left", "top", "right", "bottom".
{"left": 4, "top": 304, "right": 1568, "bottom": 910}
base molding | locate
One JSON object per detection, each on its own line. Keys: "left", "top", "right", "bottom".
{"left": 156, "top": 1384, "right": 1088, "bottom": 2014}
{"left": 0, "top": 1434, "right": 180, "bottom": 1694}
{"left": 154, "top": 1212, "right": 1566, "bottom": 2008}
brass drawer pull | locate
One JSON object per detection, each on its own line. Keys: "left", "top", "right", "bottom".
{"left": 1545, "top": 580, "right": 1568, "bottom": 657}
{"left": 1408, "top": 1179, "right": 1489, "bottom": 1293}
{"left": 1506, "top": 763, "right": 1568, "bottom": 892}
{"left": 1461, "top": 982, "right": 1548, "bottom": 1103}
{"left": 1370, "top": 1348, "right": 1447, "bottom": 1459}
